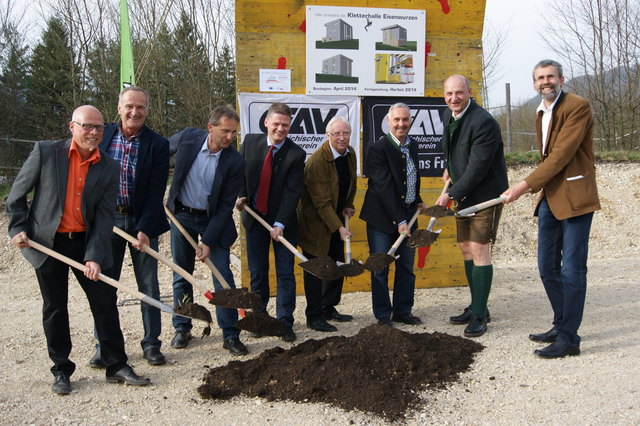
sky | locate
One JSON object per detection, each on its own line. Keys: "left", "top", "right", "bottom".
{"left": 484, "top": 0, "right": 558, "bottom": 108}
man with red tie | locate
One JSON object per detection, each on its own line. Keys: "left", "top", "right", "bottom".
{"left": 236, "top": 103, "right": 305, "bottom": 342}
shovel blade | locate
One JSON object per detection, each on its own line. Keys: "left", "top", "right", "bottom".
{"left": 422, "top": 205, "right": 455, "bottom": 218}
{"left": 336, "top": 259, "right": 365, "bottom": 277}
{"left": 235, "top": 312, "right": 288, "bottom": 337}
{"left": 299, "top": 255, "right": 341, "bottom": 280}
{"left": 407, "top": 229, "right": 440, "bottom": 248}
{"left": 362, "top": 253, "right": 396, "bottom": 271}
{"left": 207, "top": 288, "right": 263, "bottom": 310}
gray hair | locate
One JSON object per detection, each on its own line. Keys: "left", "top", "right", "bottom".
{"left": 532, "top": 59, "right": 563, "bottom": 80}
{"left": 119, "top": 86, "right": 150, "bottom": 107}
{"left": 388, "top": 102, "right": 410, "bottom": 116}
{"left": 326, "top": 115, "right": 351, "bottom": 133}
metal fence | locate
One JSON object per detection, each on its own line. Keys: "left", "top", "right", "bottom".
{"left": 0, "top": 137, "right": 36, "bottom": 183}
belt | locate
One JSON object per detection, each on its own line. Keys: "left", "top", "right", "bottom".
{"left": 56, "top": 231, "right": 86, "bottom": 240}
{"left": 175, "top": 201, "right": 207, "bottom": 215}
{"left": 116, "top": 205, "right": 133, "bottom": 215}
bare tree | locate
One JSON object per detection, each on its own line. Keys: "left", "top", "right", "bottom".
{"left": 481, "top": 19, "right": 509, "bottom": 109}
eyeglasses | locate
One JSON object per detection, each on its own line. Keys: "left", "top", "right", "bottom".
{"left": 73, "top": 121, "right": 105, "bottom": 132}
{"left": 329, "top": 131, "right": 351, "bottom": 137}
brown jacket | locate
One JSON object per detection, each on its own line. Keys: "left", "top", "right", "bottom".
{"left": 525, "top": 92, "right": 600, "bottom": 220}
{"left": 297, "top": 141, "right": 357, "bottom": 257}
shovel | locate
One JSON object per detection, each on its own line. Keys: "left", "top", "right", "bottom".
{"left": 164, "top": 206, "right": 262, "bottom": 310}
{"left": 335, "top": 214, "right": 365, "bottom": 277}
{"left": 457, "top": 196, "right": 507, "bottom": 217}
{"left": 242, "top": 205, "right": 339, "bottom": 281}
{"left": 408, "top": 179, "right": 451, "bottom": 249}
{"left": 26, "top": 239, "right": 212, "bottom": 325}
{"left": 362, "top": 208, "right": 421, "bottom": 271}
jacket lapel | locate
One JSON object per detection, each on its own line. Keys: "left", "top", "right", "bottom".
{"left": 56, "top": 140, "right": 70, "bottom": 205}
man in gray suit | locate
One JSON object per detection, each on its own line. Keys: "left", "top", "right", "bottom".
{"left": 6, "top": 105, "right": 150, "bottom": 395}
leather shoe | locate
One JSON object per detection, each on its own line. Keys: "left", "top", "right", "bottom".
{"left": 449, "top": 306, "right": 491, "bottom": 325}
{"left": 464, "top": 316, "right": 487, "bottom": 337}
{"left": 307, "top": 319, "right": 338, "bottom": 332}
{"left": 89, "top": 349, "right": 106, "bottom": 369}
{"left": 529, "top": 328, "right": 558, "bottom": 343}
{"left": 171, "top": 331, "right": 192, "bottom": 349}
{"left": 534, "top": 341, "right": 580, "bottom": 359}
{"left": 377, "top": 316, "right": 393, "bottom": 327}
{"left": 106, "top": 365, "right": 151, "bottom": 386}
{"left": 143, "top": 347, "right": 166, "bottom": 366}
{"left": 281, "top": 328, "right": 297, "bottom": 342}
{"left": 392, "top": 312, "right": 423, "bottom": 325}
{"left": 325, "top": 311, "right": 354, "bottom": 322}
{"left": 52, "top": 373, "right": 71, "bottom": 395}
{"left": 223, "top": 338, "right": 248, "bottom": 356}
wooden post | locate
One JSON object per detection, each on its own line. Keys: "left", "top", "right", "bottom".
{"left": 505, "top": 83, "right": 513, "bottom": 153}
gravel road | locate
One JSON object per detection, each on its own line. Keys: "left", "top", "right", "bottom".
{"left": 1, "top": 163, "right": 638, "bottom": 424}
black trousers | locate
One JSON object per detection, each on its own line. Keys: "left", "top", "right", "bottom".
{"left": 34, "top": 234, "right": 128, "bottom": 377}
{"left": 303, "top": 231, "right": 346, "bottom": 322}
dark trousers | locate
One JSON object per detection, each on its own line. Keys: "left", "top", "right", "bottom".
{"left": 170, "top": 210, "right": 239, "bottom": 340}
{"left": 303, "top": 231, "right": 345, "bottom": 322}
{"left": 537, "top": 198, "right": 593, "bottom": 346}
{"left": 35, "top": 234, "right": 128, "bottom": 377}
{"left": 245, "top": 223, "right": 297, "bottom": 327}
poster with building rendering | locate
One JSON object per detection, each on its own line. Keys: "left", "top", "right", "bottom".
{"left": 306, "top": 5, "right": 425, "bottom": 97}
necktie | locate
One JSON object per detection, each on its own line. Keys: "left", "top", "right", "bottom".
{"left": 255, "top": 145, "right": 275, "bottom": 215}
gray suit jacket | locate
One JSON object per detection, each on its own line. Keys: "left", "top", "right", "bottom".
{"left": 6, "top": 139, "right": 120, "bottom": 269}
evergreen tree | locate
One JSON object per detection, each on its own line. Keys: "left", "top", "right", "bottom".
{"left": 213, "top": 43, "right": 236, "bottom": 107}
{"left": 86, "top": 37, "right": 120, "bottom": 123}
{"left": 0, "top": 22, "right": 31, "bottom": 139}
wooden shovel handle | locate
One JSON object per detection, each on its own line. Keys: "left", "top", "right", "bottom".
{"left": 112, "top": 226, "right": 212, "bottom": 299}
{"left": 164, "top": 206, "right": 230, "bottom": 290}
{"left": 27, "top": 239, "right": 174, "bottom": 315}
{"left": 344, "top": 214, "right": 352, "bottom": 263}
{"left": 243, "top": 205, "right": 308, "bottom": 262}
{"left": 457, "top": 196, "right": 507, "bottom": 217}
{"left": 387, "top": 208, "right": 420, "bottom": 256}
{"left": 426, "top": 179, "right": 452, "bottom": 231}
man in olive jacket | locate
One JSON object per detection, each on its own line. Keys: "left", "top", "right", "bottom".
{"left": 297, "top": 116, "right": 357, "bottom": 332}
{"left": 504, "top": 59, "right": 600, "bottom": 359}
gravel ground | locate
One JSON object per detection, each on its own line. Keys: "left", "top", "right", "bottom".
{"left": 1, "top": 162, "right": 638, "bottom": 424}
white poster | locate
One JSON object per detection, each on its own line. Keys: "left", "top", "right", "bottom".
{"left": 238, "top": 92, "right": 362, "bottom": 175}
{"left": 259, "top": 69, "right": 291, "bottom": 92}
{"left": 306, "top": 5, "right": 425, "bottom": 97}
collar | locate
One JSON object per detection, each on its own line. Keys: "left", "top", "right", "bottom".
{"left": 452, "top": 100, "right": 472, "bottom": 120}
{"left": 389, "top": 132, "right": 410, "bottom": 147}
{"left": 329, "top": 143, "right": 349, "bottom": 159}
{"left": 69, "top": 139, "right": 100, "bottom": 164}
{"left": 117, "top": 122, "right": 143, "bottom": 141}
{"left": 536, "top": 91, "right": 562, "bottom": 114}
{"left": 200, "top": 137, "right": 223, "bottom": 157}
{"left": 266, "top": 137, "right": 285, "bottom": 151}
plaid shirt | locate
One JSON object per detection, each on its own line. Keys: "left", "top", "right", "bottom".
{"left": 107, "top": 128, "right": 140, "bottom": 206}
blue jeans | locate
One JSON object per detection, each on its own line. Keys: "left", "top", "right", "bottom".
{"left": 366, "top": 220, "right": 416, "bottom": 320}
{"left": 246, "top": 223, "right": 297, "bottom": 327}
{"left": 100, "top": 213, "right": 162, "bottom": 351}
{"left": 170, "top": 210, "right": 239, "bottom": 340}
{"left": 537, "top": 198, "right": 593, "bottom": 346}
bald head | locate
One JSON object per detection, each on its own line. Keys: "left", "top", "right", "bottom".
{"left": 72, "top": 105, "right": 103, "bottom": 123}
{"left": 444, "top": 74, "right": 472, "bottom": 117}
{"left": 69, "top": 105, "right": 105, "bottom": 159}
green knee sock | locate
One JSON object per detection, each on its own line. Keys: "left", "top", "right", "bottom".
{"left": 464, "top": 260, "right": 474, "bottom": 298}
{"left": 471, "top": 264, "right": 493, "bottom": 318}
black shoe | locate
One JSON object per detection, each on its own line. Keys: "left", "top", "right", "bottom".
{"left": 534, "top": 341, "right": 580, "bottom": 359}
{"left": 143, "top": 348, "right": 166, "bottom": 366}
{"left": 377, "top": 316, "right": 393, "bottom": 326}
{"left": 449, "top": 307, "right": 491, "bottom": 325}
{"left": 223, "top": 338, "right": 248, "bottom": 356}
{"left": 106, "top": 365, "right": 151, "bottom": 386}
{"left": 170, "top": 331, "right": 192, "bottom": 349}
{"left": 464, "top": 316, "right": 488, "bottom": 337}
{"left": 529, "top": 328, "right": 558, "bottom": 343}
{"left": 281, "top": 328, "right": 297, "bottom": 342}
{"left": 307, "top": 319, "right": 338, "bottom": 332}
{"left": 392, "top": 312, "right": 423, "bottom": 325}
{"left": 52, "top": 373, "right": 71, "bottom": 395}
{"left": 325, "top": 311, "right": 354, "bottom": 322}
{"left": 89, "top": 349, "right": 106, "bottom": 369}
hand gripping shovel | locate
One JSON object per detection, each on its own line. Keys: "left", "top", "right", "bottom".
{"left": 362, "top": 208, "right": 421, "bottom": 271}
{"left": 335, "top": 214, "right": 365, "bottom": 277}
{"left": 243, "top": 205, "right": 339, "bottom": 281}
{"left": 27, "top": 239, "right": 212, "bottom": 325}
{"left": 164, "top": 206, "right": 261, "bottom": 310}
{"left": 408, "top": 179, "right": 451, "bottom": 249}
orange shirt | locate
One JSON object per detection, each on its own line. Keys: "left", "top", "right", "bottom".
{"left": 57, "top": 140, "right": 101, "bottom": 233}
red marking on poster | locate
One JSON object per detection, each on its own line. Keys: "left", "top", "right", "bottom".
{"left": 277, "top": 57, "right": 287, "bottom": 69}
{"left": 438, "top": 0, "right": 450, "bottom": 14}
{"left": 299, "top": 19, "right": 306, "bottom": 33}
{"left": 425, "top": 41, "right": 432, "bottom": 68}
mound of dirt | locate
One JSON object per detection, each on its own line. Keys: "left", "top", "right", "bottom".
{"left": 198, "top": 325, "right": 483, "bottom": 420}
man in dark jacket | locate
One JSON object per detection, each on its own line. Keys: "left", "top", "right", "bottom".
{"left": 435, "top": 74, "right": 508, "bottom": 338}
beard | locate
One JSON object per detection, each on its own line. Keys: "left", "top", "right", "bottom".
{"left": 539, "top": 84, "right": 560, "bottom": 101}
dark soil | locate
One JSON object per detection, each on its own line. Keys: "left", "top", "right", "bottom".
{"left": 198, "top": 325, "right": 483, "bottom": 420}
{"left": 407, "top": 229, "right": 439, "bottom": 248}
{"left": 299, "top": 255, "right": 340, "bottom": 280}
{"left": 362, "top": 253, "right": 396, "bottom": 271}
{"left": 336, "top": 259, "right": 365, "bottom": 277}
{"left": 209, "top": 288, "right": 263, "bottom": 310}
{"left": 422, "top": 205, "right": 455, "bottom": 218}
{"left": 235, "top": 312, "right": 289, "bottom": 336}
{"left": 174, "top": 302, "right": 212, "bottom": 324}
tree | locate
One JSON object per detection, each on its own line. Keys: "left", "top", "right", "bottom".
{"left": 0, "top": 19, "right": 31, "bottom": 139}
{"left": 481, "top": 20, "right": 509, "bottom": 109}
{"left": 27, "top": 16, "right": 79, "bottom": 139}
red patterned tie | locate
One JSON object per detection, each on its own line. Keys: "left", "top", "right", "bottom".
{"left": 255, "top": 145, "right": 275, "bottom": 215}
